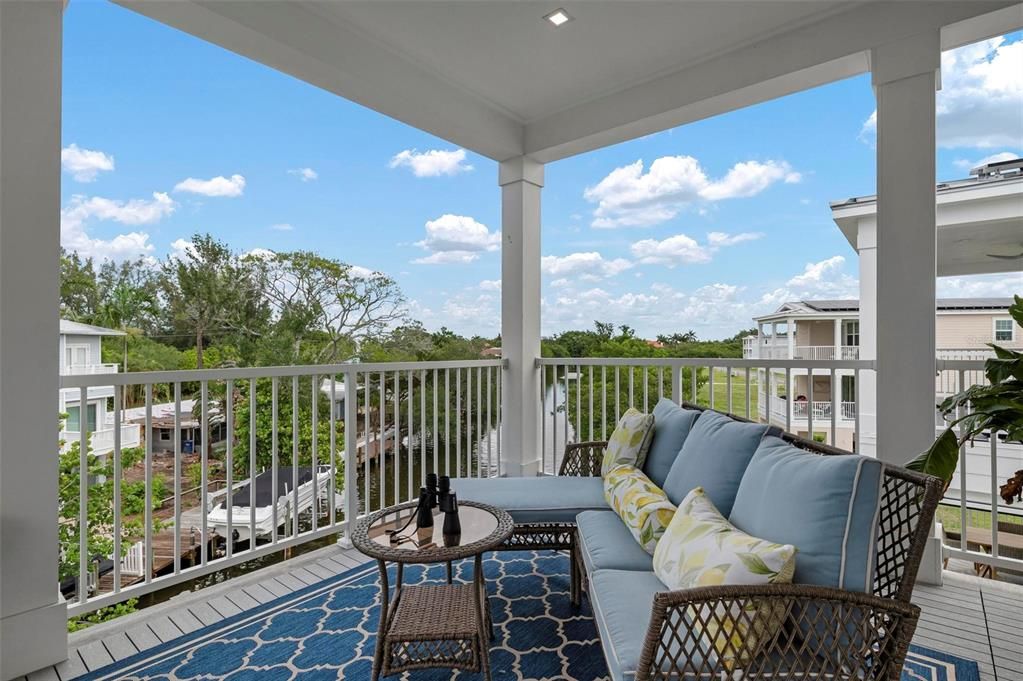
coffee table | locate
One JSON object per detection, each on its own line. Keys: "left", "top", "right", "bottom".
{"left": 351, "top": 499, "right": 514, "bottom": 681}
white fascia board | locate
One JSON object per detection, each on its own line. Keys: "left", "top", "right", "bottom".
{"left": 523, "top": 1, "right": 1019, "bottom": 163}
{"left": 116, "top": 0, "right": 524, "bottom": 161}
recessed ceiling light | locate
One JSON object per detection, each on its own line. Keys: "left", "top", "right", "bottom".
{"left": 545, "top": 8, "right": 572, "bottom": 27}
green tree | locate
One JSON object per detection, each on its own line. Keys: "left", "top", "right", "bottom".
{"left": 160, "top": 234, "right": 266, "bottom": 369}
{"left": 60, "top": 249, "right": 98, "bottom": 321}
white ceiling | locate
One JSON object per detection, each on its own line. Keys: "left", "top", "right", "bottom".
{"left": 310, "top": 1, "right": 846, "bottom": 124}
{"left": 120, "top": 1, "right": 1021, "bottom": 161}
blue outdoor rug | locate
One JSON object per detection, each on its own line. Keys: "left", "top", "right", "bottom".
{"left": 82, "top": 551, "right": 979, "bottom": 680}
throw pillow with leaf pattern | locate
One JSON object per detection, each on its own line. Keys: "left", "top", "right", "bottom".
{"left": 603, "top": 465, "right": 677, "bottom": 553}
{"left": 601, "top": 407, "right": 655, "bottom": 476}
{"left": 652, "top": 487, "right": 797, "bottom": 669}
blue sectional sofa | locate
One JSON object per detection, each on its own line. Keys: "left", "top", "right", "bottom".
{"left": 455, "top": 399, "right": 942, "bottom": 681}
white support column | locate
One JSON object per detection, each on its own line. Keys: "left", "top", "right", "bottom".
{"left": 833, "top": 318, "right": 843, "bottom": 418}
{"left": 871, "top": 32, "right": 942, "bottom": 585}
{"left": 870, "top": 31, "right": 939, "bottom": 465}
{"left": 857, "top": 217, "right": 878, "bottom": 457}
{"left": 500, "top": 156, "right": 544, "bottom": 477}
{"left": 786, "top": 317, "right": 795, "bottom": 359}
{"left": 0, "top": 2, "right": 68, "bottom": 678}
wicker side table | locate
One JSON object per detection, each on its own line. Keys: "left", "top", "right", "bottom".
{"left": 351, "top": 500, "right": 514, "bottom": 681}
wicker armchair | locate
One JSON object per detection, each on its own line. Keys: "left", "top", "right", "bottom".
{"left": 562, "top": 404, "right": 942, "bottom": 680}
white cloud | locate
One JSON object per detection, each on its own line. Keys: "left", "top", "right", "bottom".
{"left": 479, "top": 279, "right": 501, "bottom": 291}
{"left": 630, "top": 234, "right": 712, "bottom": 266}
{"left": 757, "top": 255, "right": 859, "bottom": 308}
{"left": 937, "top": 272, "right": 1023, "bottom": 298}
{"left": 630, "top": 230, "right": 761, "bottom": 267}
{"left": 389, "top": 149, "right": 473, "bottom": 177}
{"left": 953, "top": 150, "right": 1020, "bottom": 171}
{"left": 61, "top": 192, "right": 175, "bottom": 233}
{"left": 169, "top": 238, "right": 197, "bottom": 261}
{"left": 584, "top": 156, "right": 799, "bottom": 228}
{"left": 861, "top": 37, "right": 1023, "bottom": 149}
{"left": 349, "top": 265, "right": 378, "bottom": 279}
{"left": 287, "top": 167, "right": 318, "bottom": 182}
{"left": 270, "top": 223, "right": 295, "bottom": 232}
{"left": 541, "top": 252, "right": 632, "bottom": 280}
{"left": 174, "top": 174, "right": 246, "bottom": 197}
{"left": 706, "top": 231, "right": 764, "bottom": 247}
{"left": 413, "top": 214, "right": 499, "bottom": 265}
{"left": 61, "top": 144, "right": 114, "bottom": 182}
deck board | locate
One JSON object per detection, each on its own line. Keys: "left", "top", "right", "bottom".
{"left": 35, "top": 546, "right": 1020, "bottom": 680}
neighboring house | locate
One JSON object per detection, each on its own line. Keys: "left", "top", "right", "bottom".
{"left": 122, "top": 399, "right": 225, "bottom": 456}
{"left": 58, "top": 320, "right": 142, "bottom": 455}
{"left": 744, "top": 298, "right": 1021, "bottom": 450}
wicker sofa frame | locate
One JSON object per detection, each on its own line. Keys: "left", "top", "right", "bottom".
{"left": 499, "top": 403, "right": 943, "bottom": 680}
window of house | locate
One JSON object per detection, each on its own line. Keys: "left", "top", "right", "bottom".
{"left": 65, "top": 403, "right": 97, "bottom": 433}
{"left": 160, "top": 429, "right": 171, "bottom": 441}
{"left": 841, "top": 375, "right": 856, "bottom": 403}
{"left": 65, "top": 344, "right": 89, "bottom": 368}
{"left": 842, "top": 321, "right": 859, "bottom": 347}
{"left": 995, "top": 318, "right": 1014, "bottom": 342}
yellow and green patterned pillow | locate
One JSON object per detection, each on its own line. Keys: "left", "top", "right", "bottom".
{"left": 652, "top": 487, "right": 797, "bottom": 668}
{"left": 603, "top": 465, "right": 677, "bottom": 554}
{"left": 601, "top": 407, "right": 655, "bottom": 476}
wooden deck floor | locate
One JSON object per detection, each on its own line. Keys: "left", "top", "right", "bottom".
{"left": 21, "top": 545, "right": 1022, "bottom": 681}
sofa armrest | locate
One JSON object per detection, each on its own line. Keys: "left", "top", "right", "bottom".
{"left": 637, "top": 584, "right": 919, "bottom": 681}
{"left": 558, "top": 441, "right": 607, "bottom": 477}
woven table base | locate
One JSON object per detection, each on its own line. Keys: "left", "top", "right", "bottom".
{"left": 383, "top": 583, "right": 484, "bottom": 676}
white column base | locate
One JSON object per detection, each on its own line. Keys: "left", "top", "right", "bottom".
{"left": 917, "top": 522, "right": 945, "bottom": 587}
{"left": 1, "top": 597, "right": 67, "bottom": 680}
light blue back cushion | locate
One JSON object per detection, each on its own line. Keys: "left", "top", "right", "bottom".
{"left": 641, "top": 398, "right": 702, "bottom": 488}
{"left": 729, "top": 436, "right": 884, "bottom": 593}
{"left": 660, "top": 410, "right": 770, "bottom": 514}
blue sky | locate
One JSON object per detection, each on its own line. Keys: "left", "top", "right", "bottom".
{"left": 61, "top": 2, "right": 1021, "bottom": 339}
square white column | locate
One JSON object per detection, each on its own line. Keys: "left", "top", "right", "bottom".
{"left": 1, "top": 2, "right": 69, "bottom": 678}
{"left": 499, "top": 157, "right": 543, "bottom": 477}
{"left": 870, "top": 31, "right": 940, "bottom": 466}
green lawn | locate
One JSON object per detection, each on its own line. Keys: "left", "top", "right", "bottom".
{"left": 694, "top": 369, "right": 759, "bottom": 419}
{"left": 936, "top": 503, "right": 1023, "bottom": 533}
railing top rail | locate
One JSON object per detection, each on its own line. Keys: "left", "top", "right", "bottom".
{"left": 59, "top": 358, "right": 506, "bottom": 388}
{"left": 537, "top": 356, "right": 874, "bottom": 370}
{"left": 935, "top": 358, "right": 987, "bottom": 370}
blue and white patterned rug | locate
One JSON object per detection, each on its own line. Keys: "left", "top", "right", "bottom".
{"left": 82, "top": 551, "right": 978, "bottom": 680}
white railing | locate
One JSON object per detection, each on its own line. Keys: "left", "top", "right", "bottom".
{"left": 793, "top": 345, "right": 860, "bottom": 360}
{"left": 537, "top": 357, "right": 873, "bottom": 472}
{"left": 60, "top": 423, "right": 142, "bottom": 455}
{"left": 64, "top": 363, "right": 119, "bottom": 375}
{"left": 58, "top": 359, "right": 503, "bottom": 617}
{"left": 934, "top": 357, "right": 1023, "bottom": 576}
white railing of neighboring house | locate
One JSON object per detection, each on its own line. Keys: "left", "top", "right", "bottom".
{"left": 64, "top": 363, "right": 120, "bottom": 375}
{"left": 61, "top": 423, "right": 143, "bottom": 455}
{"left": 59, "top": 359, "right": 503, "bottom": 617}
{"left": 934, "top": 357, "right": 1023, "bottom": 576}
{"left": 793, "top": 346, "right": 860, "bottom": 360}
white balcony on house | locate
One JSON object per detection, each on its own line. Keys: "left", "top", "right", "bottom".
{"left": 62, "top": 363, "right": 119, "bottom": 376}
{"left": 3, "top": 2, "right": 1023, "bottom": 680}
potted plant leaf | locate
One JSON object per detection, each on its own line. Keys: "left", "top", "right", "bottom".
{"left": 906, "top": 294, "right": 1023, "bottom": 504}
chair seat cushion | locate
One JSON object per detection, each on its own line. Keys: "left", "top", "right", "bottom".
{"left": 577, "top": 510, "right": 653, "bottom": 573}
{"left": 589, "top": 569, "right": 709, "bottom": 681}
{"left": 661, "top": 409, "right": 774, "bottom": 513}
{"left": 451, "top": 476, "right": 607, "bottom": 524}
{"left": 642, "top": 398, "right": 702, "bottom": 488}
{"left": 728, "top": 436, "right": 884, "bottom": 593}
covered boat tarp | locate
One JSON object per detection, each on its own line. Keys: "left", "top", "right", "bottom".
{"left": 221, "top": 466, "right": 318, "bottom": 509}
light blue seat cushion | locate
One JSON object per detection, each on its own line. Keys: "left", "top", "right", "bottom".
{"left": 589, "top": 569, "right": 709, "bottom": 681}
{"left": 728, "top": 436, "right": 884, "bottom": 593}
{"left": 641, "top": 398, "right": 702, "bottom": 488}
{"left": 452, "top": 476, "right": 606, "bottom": 524}
{"left": 661, "top": 410, "right": 772, "bottom": 513}
{"left": 577, "top": 511, "right": 653, "bottom": 573}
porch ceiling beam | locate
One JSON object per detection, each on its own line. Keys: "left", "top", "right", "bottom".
{"left": 114, "top": 0, "right": 524, "bottom": 161}
{"left": 523, "top": 1, "right": 1021, "bottom": 163}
